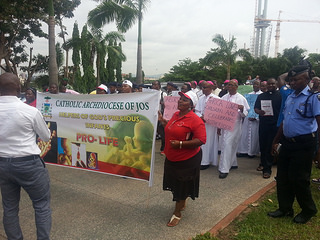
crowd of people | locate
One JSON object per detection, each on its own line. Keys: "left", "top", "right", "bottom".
{"left": 0, "top": 58, "right": 319, "bottom": 239}
{"left": 156, "top": 60, "right": 319, "bottom": 227}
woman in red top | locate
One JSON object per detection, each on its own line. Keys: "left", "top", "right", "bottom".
{"left": 159, "top": 91, "right": 206, "bottom": 227}
{"left": 24, "top": 87, "right": 37, "bottom": 107}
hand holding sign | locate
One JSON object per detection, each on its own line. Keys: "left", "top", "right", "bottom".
{"left": 203, "top": 98, "right": 238, "bottom": 131}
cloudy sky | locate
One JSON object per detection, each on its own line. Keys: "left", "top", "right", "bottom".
{"left": 33, "top": 0, "right": 320, "bottom": 75}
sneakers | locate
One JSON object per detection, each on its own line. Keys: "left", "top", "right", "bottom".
{"left": 311, "top": 178, "right": 320, "bottom": 184}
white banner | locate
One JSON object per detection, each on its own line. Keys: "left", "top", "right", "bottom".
{"left": 37, "top": 92, "right": 160, "bottom": 186}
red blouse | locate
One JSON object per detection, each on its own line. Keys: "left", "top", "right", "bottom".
{"left": 164, "top": 110, "right": 206, "bottom": 162}
{"left": 25, "top": 99, "right": 37, "bottom": 108}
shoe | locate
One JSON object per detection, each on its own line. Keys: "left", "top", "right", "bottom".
{"left": 236, "top": 153, "right": 247, "bottom": 158}
{"left": 263, "top": 172, "right": 271, "bottom": 179}
{"left": 256, "top": 165, "right": 264, "bottom": 171}
{"left": 311, "top": 178, "right": 320, "bottom": 184}
{"left": 230, "top": 166, "right": 238, "bottom": 170}
{"left": 248, "top": 155, "right": 255, "bottom": 158}
{"left": 167, "top": 214, "right": 181, "bottom": 227}
{"left": 219, "top": 172, "right": 228, "bottom": 179}
{"left": 160, "top": 151, "right": 165, "bottom": 156}
{"left": 200, "top": 165, "right": 210, "bottom": 170}
{"left": 268, "top": 209, "right": 294, "bottom": 218}
{"left": 293, "top": 212, "right": 316, "bottom": 224}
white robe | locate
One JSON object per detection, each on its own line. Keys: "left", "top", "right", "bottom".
{"left": 195, "top": 93, "right": 220, "bottom": 166}
{"left": 237, "top": 90, "right": 262, "bottom": 156}
{"left": 219, "top": 92, "right": 250, "bottom": 173}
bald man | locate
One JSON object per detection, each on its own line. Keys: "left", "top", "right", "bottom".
{"left": 0, "top": 73, "right": 52, "bottom": 239}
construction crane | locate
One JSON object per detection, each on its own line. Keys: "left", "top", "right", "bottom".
{"left": 256, "top": 10, "right": 320, "bottom": 57}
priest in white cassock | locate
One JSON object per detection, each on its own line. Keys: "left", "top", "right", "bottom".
{"left": 237, "top": 80, "right": 262, "bottom": 159}
{"left": 195, "top": 81, "right": 220, "bottom": 170}
{"left": 218, "top": 79, "right": 250, "bottom": 179}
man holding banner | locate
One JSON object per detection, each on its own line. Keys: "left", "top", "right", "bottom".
{"left": 218, "top": 79, "right": 250, "bottom": 179}
{"left": 195, "top": 81, "right": 220, "bottom": 169}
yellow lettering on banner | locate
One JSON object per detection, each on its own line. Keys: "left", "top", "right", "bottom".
{"left": 85, "top": 123, "right": 110, "bottom": 130}
{"left": 107, "top": 115, "right": 140, "bottom": 123}
{"left": 59, "top": 112, "right": 80, "bottom": 119}
{"left": 76, "top": 133, "right": 118, "bottom": 146}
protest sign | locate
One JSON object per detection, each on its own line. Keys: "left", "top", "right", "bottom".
{"left": 203, "top": 98, "right": 238, "bottom": 131}
{"left": 245, "top": 94, "right": 259, "bottom": 119}
{"left": 37, "top": 92, "right": 159, "bottom": 186}
{"left": 163, "top": 96, "right": 179, "bottom": 120}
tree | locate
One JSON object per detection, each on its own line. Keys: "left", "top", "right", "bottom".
{"left": 70, "top": 22, "right": 83, "bottom": 92}
{"left": 0, "top": 0, "right": 47, "bottom": 72}
{"left": 202, "top": 34, "right": 250, "bottom": 80}
{"left": 161, "top": 58, "right": 208, "bottom": 83}
{"left": 89, "top": 28, "right": 125, "bottom": 85}
{"left": 55, "top": 0, "right": 81, "bottom": 78}
{"left": 281, "top": 46, "right": 306, "bottom": 66}
{"left": 88, "top": 0, "right": 150, "bottom": 84}
{"left": 116, "top": 43, "right": 124, "bottom": 82}
{"left": 20, "top": 48, "right": 48, "bottom": 90}
{"left": 0, "top": 0, "right": 79, "bottom": 82}
{"left": 48, "top": 0, "right": 59, "bottom": 87}
{"left": 308, "top": 53, "right": 320, "bottom": 76}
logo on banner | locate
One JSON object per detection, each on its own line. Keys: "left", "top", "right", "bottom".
{"left": 41, "top": 96, "right": 53, "bottom": 118}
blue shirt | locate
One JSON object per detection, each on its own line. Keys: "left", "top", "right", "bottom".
{"left": 277, "top": 85, "right": 294, "bottom": 127}
{"left": 283, "top": 86, "right": 320, "bottom": 138}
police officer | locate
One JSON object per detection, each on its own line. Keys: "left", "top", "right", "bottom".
{"left": 268, "top": 60, "right": 320, "bottom": 224}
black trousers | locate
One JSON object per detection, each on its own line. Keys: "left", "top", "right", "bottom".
{"left": 276, "top": 136, "right": 317, "bottom": 215}
{"left": 259, "top": 124, "right": 278, "bottom": 174}
{"left": 157, "top": 121, "right": 165, "bottom": 151}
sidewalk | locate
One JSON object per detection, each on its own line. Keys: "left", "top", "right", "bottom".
{"left": 0, "top": 140, "right": 275, "bottom": 240}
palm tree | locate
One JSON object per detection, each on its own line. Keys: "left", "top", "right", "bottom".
{"left": 89, "top": 27, "right": 126, "bottom": 85}
{"left": 88, "top": 0, "right": 150, "bottom": 84}
{"left": 203, "top": 34, "right": 250, "bottom": 80}
{"left": 48, "top": 0, "right": 59, "bottom": 87}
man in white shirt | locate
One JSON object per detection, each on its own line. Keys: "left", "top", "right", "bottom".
{"left": 218, "top": 79, "right": 250, "bottom": 179}
{"left": 237, "top": 80, "right": 262, "bottom": 160}
{"left": 0, "top": 73, "right": 51, "bottom": 240}
{"left": 195, "top": 81, "right": 220, "bottom": 169}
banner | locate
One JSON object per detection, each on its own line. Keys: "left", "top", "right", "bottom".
{"left": 245, "top": 94, "right": 259, "bottom": 119}
{"left": 37, "top": 92, "right": 160, "bottom": 186}
{"left": 203, "top": 98, "right": 238, "bottom": 131}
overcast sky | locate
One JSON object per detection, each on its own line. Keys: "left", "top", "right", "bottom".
{"left": 33, "top": 0, "right": 320, "bottom": 75}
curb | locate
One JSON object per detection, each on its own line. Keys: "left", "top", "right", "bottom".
{"left": 209, "top": 181, "right": 276, "bottom": 236}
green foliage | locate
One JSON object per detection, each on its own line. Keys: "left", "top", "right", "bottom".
{"left": 116, "top": 43, "right": 123, "bottom": 82}
{"left": 55, "top": 42, "right": 64, "bottom": 69}
{"left": 192, "top": 232, "right": 218, "bottom": 240}
{"left": 106, "top": 41, "right": 116, "bottom": 82}
{"left": 80, "top": 24, "right": 96, "bottom": 92}
{"left": 308, "top": 53, "right": 320, "bottom": 76}
{"left": 34, "top": 75, "right": 50, "bottom": 90}
{"left": 281, "top": 46, "right": 306, "bottom": 66}
{"left": 162, "top": 58, "right": 208, "bottom": 83}
{"left": 164, "top": 41, "right": 317, "bottom": 84}
{"left": 71, "top": 22, "right": 81, "bottom": 66}
{"left": 0, "top": 0, "right": 80, "bottom": 75}
{"left": 212, "top": 166, "right": 320, "bottom": 240}
{"left": 202, "top": 34, "right": 251, "bottom": 80}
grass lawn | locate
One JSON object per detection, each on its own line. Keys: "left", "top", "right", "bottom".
{"left": 192, "top": 165, "right": 320, "bottom": 240}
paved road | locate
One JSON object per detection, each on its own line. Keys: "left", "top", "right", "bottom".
{"left": 0, "top": 140, "right": 275, "bottom": 240}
